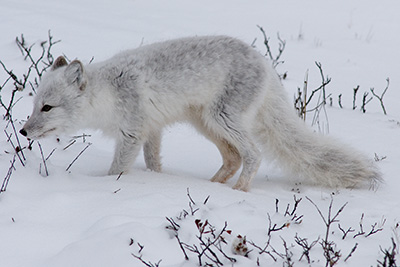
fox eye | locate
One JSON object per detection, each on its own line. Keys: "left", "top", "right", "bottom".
{"left": 41, "top": 105, "right": 53, "bottom": 112}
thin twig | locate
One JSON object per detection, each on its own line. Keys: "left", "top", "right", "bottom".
{"left": 370, "top": 77, "right": 390, "bottom": 115}
{"left": 9, "top": 119, "right": 26, "bottom": 160}
{"left": 338, "top": 94, "right": 343, "bottom": 108}
{"left": 187, "top": 187, "right": 196, "bottom": 205}
{"left": 257, "top": 25, "right": 286, "bottom": 68}
{"left": 131, "top": 253, "right": 161, "bottom": 267}
{"left": 4, "top": 130, "right": 25, "bottom": 166}
{"left": 45, "top": 148, "right": 57, "bottom": 161}
{"left": 37, "top": 141, "right": 49, "bottom": 176}
{"left": 338, "top": 224, "right": 354, "bottom": 240}
{"left": 248, "top": 237, "right": 277, "bottom": 261}
{"left": 63, "top": 139, "right": 76, "bottom": 150}
{"left": 176, "top": 235, "right": 190, "bottom": 260}
{"left": 295, "top": 234, "right": 319, "bottom": 263}
{"left": 306, "top": 196, "right": 347, "bottom": 267}
{"left": 1, "top": 155, "right": 16, "bottom": 193}
{"left": 361, "top": 91, "right": 373, "bottom": 113}
{"left": 65, "top": 143, "right": 92, "bottom": 171}
{"left": 344, "top": 243, "right": 358, "bottom": 262}
{"left": 353, "top": 85, "right": 359, "bottom": 110}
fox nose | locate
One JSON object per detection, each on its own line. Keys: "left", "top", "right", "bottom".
{"left": 19, "top": 128, "right": 27, "bottom": 136}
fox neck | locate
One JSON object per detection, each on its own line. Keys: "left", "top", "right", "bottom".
{"left": 78, "top": 65, "right": 119, "bottom": 136}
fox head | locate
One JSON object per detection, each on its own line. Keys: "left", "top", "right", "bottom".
{"left": 20, "top": 56, "right": 88, "bottom": 139}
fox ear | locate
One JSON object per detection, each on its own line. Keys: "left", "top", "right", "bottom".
{"left": 52, "top": 56, "right": 68, "bottom": 70}
{"left": 65, "top": 60, "right": 86, "bottom": 90}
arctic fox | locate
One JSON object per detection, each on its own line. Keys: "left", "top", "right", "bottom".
{"left": 20, "top": 36, "right": 380, "bottom": 191}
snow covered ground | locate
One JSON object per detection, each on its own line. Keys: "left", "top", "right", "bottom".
{"left": 0, "top": 0, "right": 399, "bottom": 266}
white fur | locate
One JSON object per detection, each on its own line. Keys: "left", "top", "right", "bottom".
{"left": 20, "top": 36, "right": 381, "bottom": 191}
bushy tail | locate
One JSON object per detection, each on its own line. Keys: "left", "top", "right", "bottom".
{"left": 254, "top": 82, "right": 381, "bottom": 189}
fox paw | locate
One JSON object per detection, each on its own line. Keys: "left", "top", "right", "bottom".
{"left": 232, "top": 182, "right": 250, "bottom": 192}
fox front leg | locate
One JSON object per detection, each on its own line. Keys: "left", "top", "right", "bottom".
{"left": 143, "top": 130, "right": 162, "bottom": 172}
{"left": 108, "top": 131, "right": 142, "bottom": 175}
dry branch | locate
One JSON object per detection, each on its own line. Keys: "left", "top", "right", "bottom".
{"left": 371, "top": 78, "right": 390, "bottom": 115}
{"left": 0, "top": 31, "right": 60, "bottom": 119}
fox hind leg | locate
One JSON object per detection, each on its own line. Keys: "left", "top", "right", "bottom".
{"left": 193, "top": 110, "right": 261, "bottom": 191}
{"left": 190, "top": 115, "right": 242, "bottom": 184}
{"left": 210, "top": 110, "right": 261, "bottom": 191}
{"left": 210, "top": 139, "right": 242, "bottom": 184}
{"left": 205, "top": 136, "right": 242, "bottom": 184}
{"left": 229, "top": 136, "right": 261, "bottom": 191}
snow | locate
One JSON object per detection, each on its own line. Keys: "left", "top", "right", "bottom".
{"left": 1, "top": 0, "right": 400, "bottom": 266}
